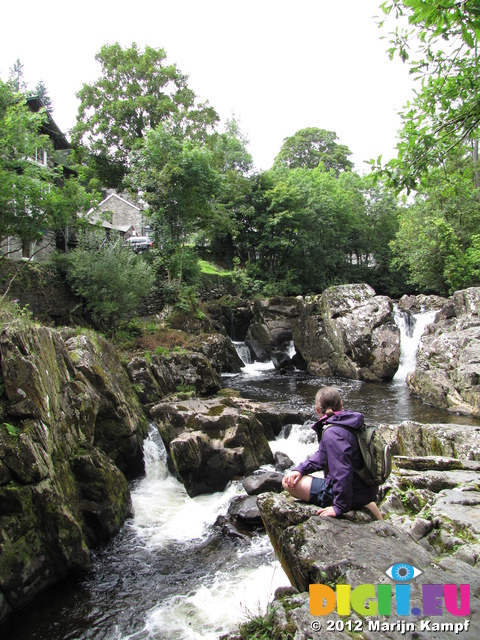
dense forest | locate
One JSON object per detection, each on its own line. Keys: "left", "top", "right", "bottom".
{"left": 2, "top": 0, "right": 480, "bottom": 328}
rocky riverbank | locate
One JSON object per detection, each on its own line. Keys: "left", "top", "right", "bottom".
{"left": 1, "top": 283, "right": 480, "bottom": 631}
{"left": 220, "top": 420, "right": 480, "bottom": 640}
{"left": 0, "top": 317, "right": 148, "bottom": 621}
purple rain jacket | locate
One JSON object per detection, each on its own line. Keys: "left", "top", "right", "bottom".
{"left": 292, "top": 410, "right": 378, "bottom": 516}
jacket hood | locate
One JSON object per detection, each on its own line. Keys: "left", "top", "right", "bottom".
{"left": 312, "top": 410, "right": 364, "bottom": 436}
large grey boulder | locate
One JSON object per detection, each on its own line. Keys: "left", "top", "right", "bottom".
{"left": 125, "top": 333, "right": 241, "bottom": 411}
{"left": 246, "top": 417, "right": 480, "bottom": 640}
{"left": 185, "top": 332, "right": 245, "bottom": 374}
{"left": 408, "top": 288, "right": 480, "bottom": 417}
{"left": 151, "top": 397, "right": 274, "bottom": 496}
{"left": 62, "top": 331, "right": 148, "bottom": 474}
{"left": 398, "top": 294, "right": 447, "bottom": 313}
{"left": 245, "top": 297, "right": 300, "bottom": 363}
{"left": 383, "top": 420, "right": 480, "bottom": 461}
{"left": 292, "top": 284, "right": 400, "bottom": 381}
{"left": 151, "top": 396, "right": 307, "bottom": 496}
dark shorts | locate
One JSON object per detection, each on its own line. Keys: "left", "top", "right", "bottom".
{"left": 309, "top": 476, "right": 334, "bottom": 508}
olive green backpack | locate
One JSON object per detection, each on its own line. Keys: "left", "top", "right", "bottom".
{"left": 324, "top": 423, "right": 392, "bottom": 487}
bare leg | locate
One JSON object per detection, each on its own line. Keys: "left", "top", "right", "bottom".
{"left": 282, "top": 474, "right": 314, "bottom": 502}
{"left": 364, "top": 502, "right": 383, "bottom": 520}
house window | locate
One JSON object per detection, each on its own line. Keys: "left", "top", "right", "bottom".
{"left": 34, "top": 148, "right": 47, "bottom": 166}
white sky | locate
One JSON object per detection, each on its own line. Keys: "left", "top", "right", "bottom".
{"left": 1, "top": 0, "right": 415, "bottom": 173}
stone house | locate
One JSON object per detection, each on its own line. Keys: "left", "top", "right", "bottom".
{"left": 86, "top": 191, "right": 150, "bottom": 238}
{"left": 0, "top": 96, "right": 72, "bottom": 262}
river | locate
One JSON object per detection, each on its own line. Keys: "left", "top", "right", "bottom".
{"left": 2, "top": 310, "right": 478, "bottom": 640}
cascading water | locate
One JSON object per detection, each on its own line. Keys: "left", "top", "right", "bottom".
{"left": 232, "top": 341, "right": 252, "bottom": 365}
{"left": 393, "top": 307, "right": 437, "bottom": 384}
{"left": 232, "top": 341, "right": 275, "bottom": 377}
{"left": 113, "top": 428, "right": 289, "bottom": 640}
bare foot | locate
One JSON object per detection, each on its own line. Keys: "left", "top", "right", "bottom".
{"left": 364, "top": 502, "right": 383, "bottom": 520}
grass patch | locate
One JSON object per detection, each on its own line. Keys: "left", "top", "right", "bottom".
{"left": 198, "top": 259, "right": 233, "bottom": 277}
{"left": 237, "top": 605, "right": 295, "bottom": 640}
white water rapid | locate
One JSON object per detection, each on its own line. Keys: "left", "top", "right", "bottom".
{"left": 124, "top": 427, "right": 288, "bottom": 640}
{"left": 393, "top": 307, "right": 437, "bottom": 383}
{"left": 232, "top": 341, "right": 275, "bottom": 376}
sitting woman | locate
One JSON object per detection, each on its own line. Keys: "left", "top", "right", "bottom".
{"left": 282, "top": 386, "right": 382, "bottom": 520}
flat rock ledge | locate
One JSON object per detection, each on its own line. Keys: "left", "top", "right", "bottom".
{"left": 253, "top": 491, "right": 480, "bottom": 640}
{"left": 220, "top": 423, "right": 480, "bottom": 640}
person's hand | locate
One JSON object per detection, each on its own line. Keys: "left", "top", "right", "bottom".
{"left": 282, "top": 470, "right": 301, "bottom": 489}
{"left": 317, "top": 506, "right": 336, "bottom": 518}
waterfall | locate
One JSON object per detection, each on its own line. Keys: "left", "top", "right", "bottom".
{"left": 125, "top": 427, "right": 288, "bottom": 639}
{"left": 233, "top": 340, "right": 252, "bottom": 365}
{"left": 286, "top": 339, "right": 296, "bottom": 359}
{"left": 232, "top": 341, "right": 275, "bottom": 375}
{"left": 393, "top": 307, "right": 437, "bottom": 383}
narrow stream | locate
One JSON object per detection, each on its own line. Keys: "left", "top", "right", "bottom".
{"left": 3, "top": 311, "right": 478, "bottom": 639}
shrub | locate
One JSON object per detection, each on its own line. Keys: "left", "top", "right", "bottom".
{"left": 59, "top": 232, "right": 154, "bottom": 329}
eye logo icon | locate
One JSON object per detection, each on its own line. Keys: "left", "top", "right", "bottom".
{"left": 385, "top": 563, "right": 423, "bottom": 582}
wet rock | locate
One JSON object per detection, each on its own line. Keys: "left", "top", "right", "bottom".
{"left": 227, "top": 494, "right": 263, "bottom": 526}
{"left": 242, "top": 470, "right": 284, "bottom": 495}
{"left": 151, "top": 397, "right": 274, "bottom": 496}
{"left": 398, "top": 294, "right": 446, "bottom": 313}
{"left": 291, "top": 284, "right": 400, "bottom": 381}
{"left": 189, "top": 332, "right": 245, "bottom": 374}
{"left": 213, "top": 515, "right": 251, "bottom": 541}
{"left": 0, "top": 322, "right": 144, "bottom": 622}
{"left": 271, "top": 349, "right": 295, "bottom": 372}
{"left": 274, "top": 450, "right": 294, "bottom": 472}
{"left": 408, "top": 287, "right": 480, "bottom": 417}
{"left": 245, "top": 297, "right": 299, "bottom": 362}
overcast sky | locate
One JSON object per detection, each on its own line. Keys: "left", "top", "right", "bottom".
{"left": 1, "top": 0, "right": 415, "bottom": 173}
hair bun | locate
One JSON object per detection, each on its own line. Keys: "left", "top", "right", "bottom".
{"left": 325, "top": 408, "right": 334, "bottom": 417}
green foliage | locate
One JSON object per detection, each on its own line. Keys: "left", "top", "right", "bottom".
{"left": 378, "top": 1, "right": 480, "bottom": 191}
{"left": 0, "top": 80, "right": 93, "bottom": 250}
{"left": 198, "top": 259, "right": 233, "bottom": 277}
{"left": 1, "top": 422, "right": 20, "bottom": 438}
{"left": 389, "top": 158, "right": 480, "bottom": 293}
{"left": 199, "top": 118, "right": 255, "bottom": 267}
{"left": 127, "top": 124, "right": 220, "bottom": 285}
{"left": 273, "top": 127, "right": 354, "bottom": 174}
{"left": 237, "top": 605, "right": 294, "bottom": 640}
{"left": 59, "top": 232, "right": 154, "bottom": 328}
{"left": 242, "top": 166, "right": 400, "bottom": 296}
{"left": 73, "top": 42, "right": 219, "bottom": 189}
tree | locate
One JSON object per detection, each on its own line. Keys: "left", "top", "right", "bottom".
{"left": 273, "top": 127, "right": 354, "bottom": 174}
{"left": 389, "top": 151, "right": 480, "bottom": 293}
{"left": 9, "top": 58, "right": 27, "bottom": 93}
{"left": 72, "top": 42, "right": 219, "bottom": 188}
{"left": 200, "top": 118, "right": 254, "bottom": 266}
{"left": 379, "top": 0, "right": 480, "bottom": 190}
{"left": 0, "top": 80, "right": 92, "bottom": 259}
{"left": 242, "top": 166, "right": 368, "bottom": 295}
{"left": 33, "top": 80, "right": 53, "bottom": 114}
{"left": 126, "top": 124, "right": 220, "bottom": 284}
